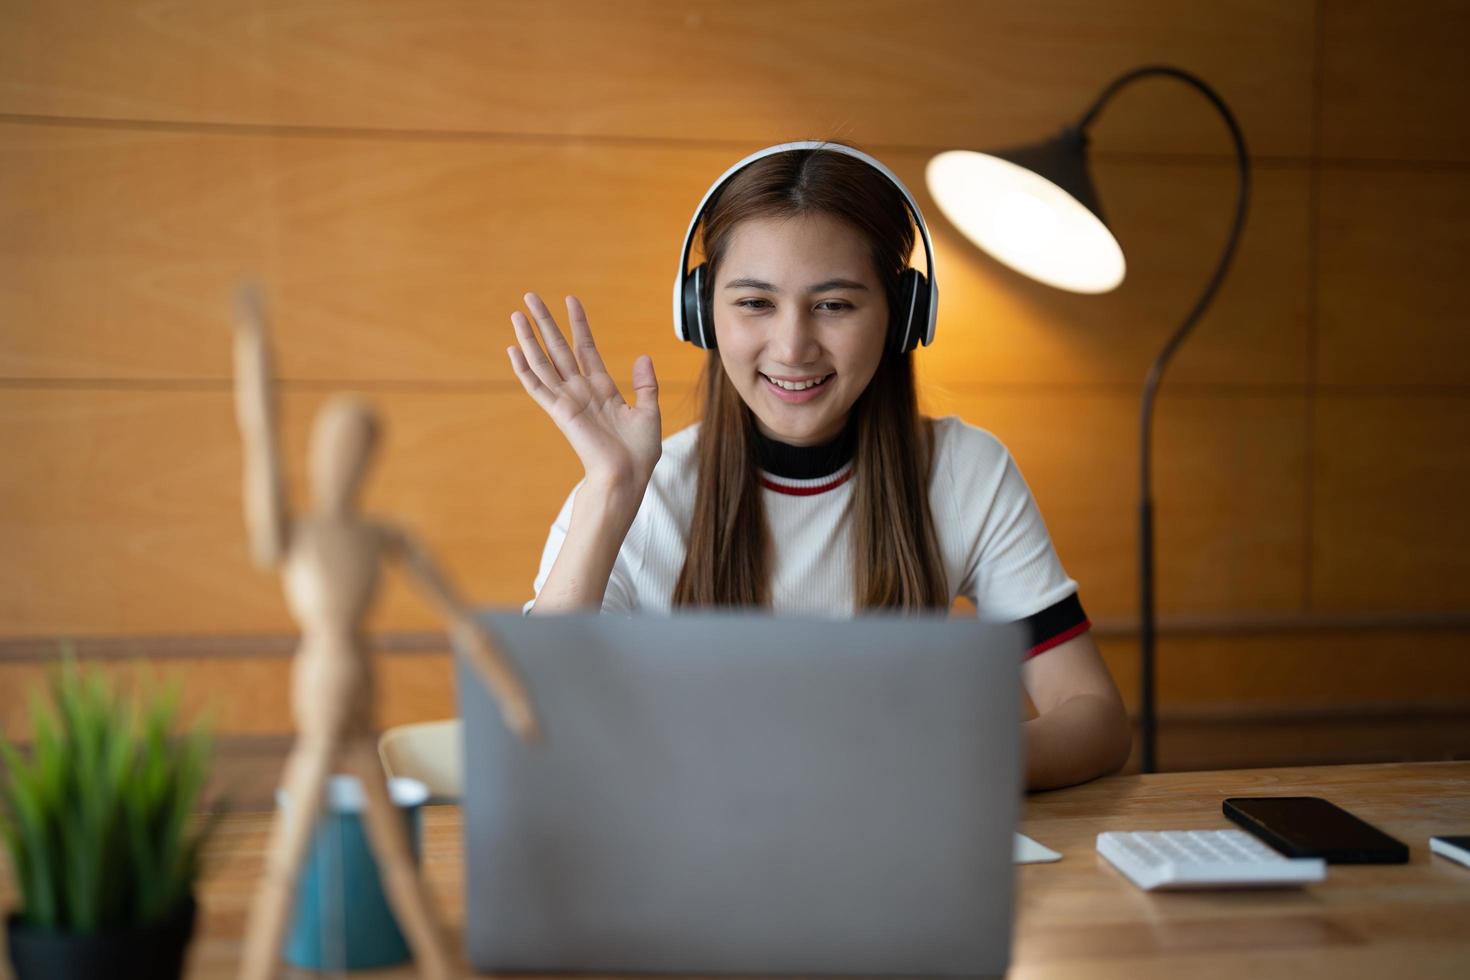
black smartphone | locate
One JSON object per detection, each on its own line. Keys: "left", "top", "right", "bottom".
{"left": 1222, "top": 796, "right": 1409, "bottom": 864}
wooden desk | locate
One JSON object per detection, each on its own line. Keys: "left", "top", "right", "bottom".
{"left": 8, "top": 762, "right": 1469, "bottom": 978}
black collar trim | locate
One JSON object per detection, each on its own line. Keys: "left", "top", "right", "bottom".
{"left": 751, "top": 417, "right": 858, "bottom": 480}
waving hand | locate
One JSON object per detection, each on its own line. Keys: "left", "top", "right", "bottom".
{"left": 507, "top": 292, "right": 662, "bottom": 493}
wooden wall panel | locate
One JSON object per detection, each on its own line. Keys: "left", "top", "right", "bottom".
{"left": 0, "top": 124, "right": 262, "bottom": 379}
{"left": 0, "top": 385, "right": 700, "bottom": 636}
{"left": 1, "top": 128, "right": 1309, "bottom": 390}
{"left": 0, "top": 124, "right": 721, "bottom": 384}
{"left": 1097, "top": 631, "right": 1470, "bottom": 712}
{"left": 1311, "top": 394, "right": 1470, "bottom": 611}
{"left": 1320, "top": 0, "right": 1470, "bottom": 163}
{"left": 1316, "top": 168, "right": 1470, "bottom": 386}
{"left": 0, "top": 383, "right": 1302, "bottom": 636}
{"left": 1146, "top": 711, "right": 1470, "bottom": 772}
{"left": 3, "top": 0, "right": 1469, "bottom": 776}
{"left": 0, "top": 1, "right": 1316, "bottom": 158}
{"left": 8, "top": 630, "right": 1469, "bottom": 743}
{"left": 927, "top": 389, "right": 1308, "bottom": 618}
{"left": 925, "top": 159, "right": 1311, "bottom": 388}
{"left": 0, "top": 651, "right": 456, "bottom": 742}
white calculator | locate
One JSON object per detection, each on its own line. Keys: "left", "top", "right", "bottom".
{"left": 1097, "top": 829, "right": 1327, "bottom": 891}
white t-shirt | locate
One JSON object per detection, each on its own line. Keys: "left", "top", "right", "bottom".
{"left": 525, "top": 416, "right": 1086, "bottom": 650}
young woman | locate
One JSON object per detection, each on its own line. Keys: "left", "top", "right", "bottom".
{"left": 505, "top": 142, "right": 1131, "bottom": 790}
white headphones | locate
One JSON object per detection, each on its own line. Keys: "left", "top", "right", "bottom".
{"left": 672, "top": 141, "right": 939, "bottom": 353}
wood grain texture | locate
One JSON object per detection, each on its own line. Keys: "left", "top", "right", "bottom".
{"left": 9, "top": 629, "right": 1470, "bottom": 743}
{"left": 0, "top": 0, "right": 1316, "bottom": 157}
{"left": 1005, "top": 762, "right": 1470, "bottom": 979}
{"left": 0, "top": 385, "right": 698, "bottom": 635}
{"left": 1310, "top": 393, "right": 1470, "bottom": 611}
{"left": 197, "top": 709, "right": 1470, "bottom": 810}
{"left": 0, "top": 651, "right": 457, "bottom": 743}
{"left": 1320, "top": 0, "right": 1470, "bottom": 163}
{"left": 1146, "top": 707, "right": 1470, "bottom": 772}
{"left": 925, "top": 159, "right": 1312, "bottom": 388}
{"left": 0, "top": 385, "right": 1308, "bottom": 635}
{"left": 1316, "top": 167, "right": 1470, "bottom": 386}
{"left": 0, "top": 124, "right": 724, "bottom": 384}
{"left": 0, "top": 125, "right": 1311, "bottom": 388}
{"left": 926, "top": 388, "right": 1309, "bottom": 617}
{"left": 1093, "top": 629, "right": 1470, "bottom": 710}
{"left": 3, "top": 762, "right": 1464, "bottom": 978}
{"left": 3, "top": 0, "right": 1468, "bottom": 759}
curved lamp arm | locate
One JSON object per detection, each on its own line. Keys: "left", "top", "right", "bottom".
{"left": 1080, "top": 66, "right": 1252, "bottom": 773}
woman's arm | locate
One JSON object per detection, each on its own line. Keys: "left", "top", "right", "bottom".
{"left": 1021, "top": 631, "right": 1133, "bottom": 791}
{"left": 527, "top": 479, "right": 642, "bottom": 613}
{"left": 504, "top": 293, "right": 661, "bottom": 613}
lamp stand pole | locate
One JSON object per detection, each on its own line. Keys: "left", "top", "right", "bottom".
{"left": 1074, "top": 66, "right": 1252, "bottom": 773}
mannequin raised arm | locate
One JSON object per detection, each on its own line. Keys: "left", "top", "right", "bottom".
{"left": 383, "top": 524, "right": 542, "bottom": 742}
{"left": 231, "top": 286, "right": 290, "bottom": 569}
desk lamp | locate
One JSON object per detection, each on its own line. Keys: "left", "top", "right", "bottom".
{"left": 925, "top": 65, "right": 1250, "bottom": 772}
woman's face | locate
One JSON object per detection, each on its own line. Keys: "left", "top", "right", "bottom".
{"left": 712, "top": 212, "right": 889, "bottom": 447}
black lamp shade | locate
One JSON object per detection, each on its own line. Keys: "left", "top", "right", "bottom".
{"left": 925, "top": 125, "right": 1126, "bottom": 293}
{"left": 989, "top": 126, "right": 1110, "bottom": 228}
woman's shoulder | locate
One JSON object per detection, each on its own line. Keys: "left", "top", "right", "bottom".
{"left": 928, "top": 415, "right": 1013, "bottom": 475}
{"left": 656, "top": 422, "right": 701, "bottom": 473}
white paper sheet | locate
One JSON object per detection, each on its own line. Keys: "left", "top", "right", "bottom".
{"left": 1014, "top": 832, "right": 1062, "bottom": 863}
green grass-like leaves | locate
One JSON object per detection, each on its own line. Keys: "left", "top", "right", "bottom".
{"left": 0, "top": 656, "right": 222, "bottom": 932}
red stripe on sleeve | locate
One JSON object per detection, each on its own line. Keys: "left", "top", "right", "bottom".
{"left": 1023, "top": 620, "right": 1092, "bottom": 661}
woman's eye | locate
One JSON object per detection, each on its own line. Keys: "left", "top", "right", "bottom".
{"left": 733, "top": 298, "right": 851, "bottom": 312}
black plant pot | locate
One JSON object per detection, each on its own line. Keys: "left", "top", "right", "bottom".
{"left": 5, "top": 894, "right": 198, "bottom": 980}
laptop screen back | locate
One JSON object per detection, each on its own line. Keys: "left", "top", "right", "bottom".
{"left": 455, "top": 610, "right": 1024, "bottom": 977}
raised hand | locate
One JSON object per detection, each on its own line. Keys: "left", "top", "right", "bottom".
{"left": 507, "top": 292, "right": 662, "bottom": 496}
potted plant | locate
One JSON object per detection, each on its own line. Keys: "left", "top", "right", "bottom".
{"left": 1, "top": 660, "right": 221, "bottom": 980}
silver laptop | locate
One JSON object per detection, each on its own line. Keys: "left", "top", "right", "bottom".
{"left": 454, "top": 610, "right": 1025, "bottom": 977}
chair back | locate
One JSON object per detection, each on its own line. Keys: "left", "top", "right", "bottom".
{"left": 377, "top": 718, "right": 462, "bottom": 802}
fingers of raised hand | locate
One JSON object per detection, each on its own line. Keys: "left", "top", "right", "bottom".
{"left": 564, "top": 295, "right": 611, "bottom": 378}
{"left": 510, "top": 308, "right": 565, "bottom": 390}
{"left": 505, "top": 344, "right": 558, "bottom": 413}
{"left": 522, "top": 292, "right": 581, "bottom": 381}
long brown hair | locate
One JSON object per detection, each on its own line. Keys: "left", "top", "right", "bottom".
{"left": 671, "top": 144, "right": 949, "bottom": 611}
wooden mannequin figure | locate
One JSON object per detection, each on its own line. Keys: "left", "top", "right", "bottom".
{"left": 231, "top": 287, "right": 541, "bottom": 980}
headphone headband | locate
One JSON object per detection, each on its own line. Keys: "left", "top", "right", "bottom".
{"left": 672, "top": 141, "right": 939, "bottom": 351}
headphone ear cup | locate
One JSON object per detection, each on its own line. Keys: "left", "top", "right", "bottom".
{"left": 892, "top": 268, "right": 929, "bottom": 353}
{"left": 682, "top": 264, "right": 716, "bottom": 350}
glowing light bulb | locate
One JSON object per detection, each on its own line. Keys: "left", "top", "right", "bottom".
{"left": 926, "top": 150, "right": 1125, "bottom": 294}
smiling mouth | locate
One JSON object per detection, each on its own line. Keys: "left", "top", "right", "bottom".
{"left": 760, "top": 373, "right": 834, "bottom": 391}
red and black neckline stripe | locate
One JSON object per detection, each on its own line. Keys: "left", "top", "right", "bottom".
{"left": 760, "top": 464, "right": 855, "bottom": 496}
